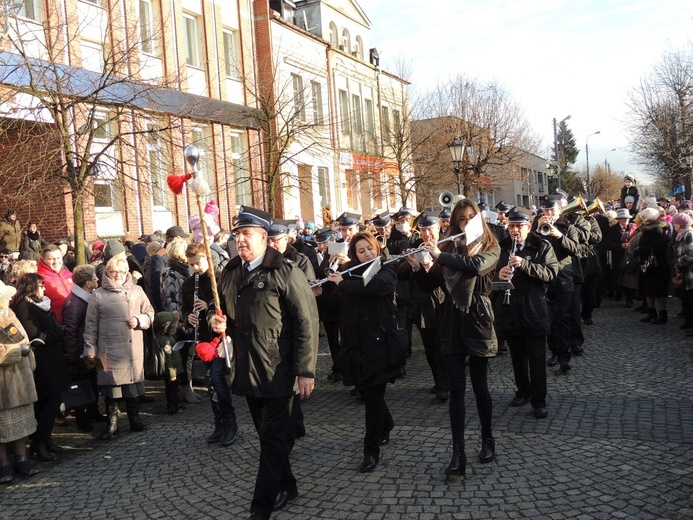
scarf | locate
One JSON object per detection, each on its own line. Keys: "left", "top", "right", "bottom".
{"left": 30, "top": 295, "right": 52, "bottom": 312}
{"left": 27, "top": 231, "right": 40, "bottom": 241}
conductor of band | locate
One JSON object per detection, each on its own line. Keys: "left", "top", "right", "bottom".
{"left": 209, "top": 207, "right": 319, "bottom": 520}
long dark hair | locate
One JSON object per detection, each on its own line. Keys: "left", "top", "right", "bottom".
{"left": 347, "top": 232, "right": 381, "bottom": 263}
{"left": 444, "top": 198, "right": 498, "bottom": 255}
{"left": 11, "top": 273, "right": 45, "bottom": 307}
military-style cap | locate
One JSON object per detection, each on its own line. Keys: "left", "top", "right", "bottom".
{"left": 541, "top": 194, "right": 562, "bottom": 209}
{"left": 393, "top": 207, "right": 417, "bottom": 220}
{"left": 233, "top": 206, "right": 272, "bottom": 232}
{"left": 417, "top": 212, "right": 439, "bottom": 228}
{"left": 268, "top": 224, "right": 288, "bottom": 238}
{"left": 314, "top": 227, "right": 332, "bottom": 243}
{"left": 506, "top": 206, "right": 533, "bottom": 223}
{"left": 337, "top": 212, "right": 361, "bottom": 227}
{"left": 439, "top": 209, "right": 451, "bottom": 219}
{"left": 552, "top": 189, "right": 569, "bottom": 200}
{"left": 370, "top": 211, "right": 391, "bottom": 227}
{"left": 495, "top": 201, "right": 513, "bottom": 213}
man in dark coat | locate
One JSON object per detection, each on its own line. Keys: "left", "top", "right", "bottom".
{"left": 210, "top": 208, "right": 318, "bottom": 520}
{"left": 496, "top": 208, "right": 558, "bottom": 418}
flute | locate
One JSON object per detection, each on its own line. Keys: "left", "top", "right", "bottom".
{"left": 193, "top": 273, "right": 200, "bottom": 341}
{"left": 502, "top": 236, "right": 518, "bottom": 306}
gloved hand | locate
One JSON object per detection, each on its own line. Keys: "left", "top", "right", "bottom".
{"left": 20, "top": 344, "right": 31, "bottom": 357}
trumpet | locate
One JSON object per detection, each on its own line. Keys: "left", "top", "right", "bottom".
{"left": 539, "top": 218, "right": 556, "bottom": 236}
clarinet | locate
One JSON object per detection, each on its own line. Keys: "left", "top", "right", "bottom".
{"left": 193, "top": 273, "right": 200, "bottom": 341}
{"left": 502, "top": 236, "right": 518, "bottom": 306}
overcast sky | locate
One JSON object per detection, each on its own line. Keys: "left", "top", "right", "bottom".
{"left": 365, "top": 0, "right": 693, "bottom": 183}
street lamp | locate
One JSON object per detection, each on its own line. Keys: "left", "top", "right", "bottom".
{"left": 553, "top": 115, "right": 571, "bottom": 190}
{"left": 448, "top": 137, "right": 467, "bottom": 196}
{"left": 604, "top": 148, "right": 616, "bottom": 173}
{"left": 585, "top": 130, "right": 601, "bottom": 197}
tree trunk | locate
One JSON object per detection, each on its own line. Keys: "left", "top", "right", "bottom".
{"left": 72, "top": 188, "right": 86, "bottom": 265}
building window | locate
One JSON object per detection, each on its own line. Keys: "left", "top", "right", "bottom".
{"left": 13, "top": 0, "right": 43, "bottom": 21}
{"left": 184, "top": 14, "right": 202, "bottom": 68}
{"left": 538, "top": 172, "right": 544, "bottom": 192}
{"left": 139, "top": 0, "right": 157, "bottom": 55}
{"left": 328, "top": 22, "right": 338, "bottom": 46}
{"left": 345, "top": 169, "right": 358, "bottom": 209}
{"left": 291, "top": 74, "right": 306, "bottom": 121}
{"left": 81, "top": 0, "right": 102, "bottom": 5}
{"left": 311, "top": 81, "right": 323, "bottom": 125}
{"left": 354, "top": 36, "right": 364, "bottom": 59}
{"left": 392, "top": 109, "right": 401, "bottom": 140}
{"left": 223, "top": 30, "right": 240, "bottom": 80}
{"left": 317, "top": 167, "right": 330, "bottom": 208}
{"left": 81, "top": 41, "right": 104, "bottom": 72}
{"left": 146, "top": 124, "right": 169, "bottom": 209}
{"left": 230, "top": 133, "right": 251, "bottom": 206}
{"left": 381, "top": 106, "right": 390, "bottom": 137}
{"left": 191, "top": 127, "right": 213, "bottom": 189}
{"left": 341, "top": 28, "right": 350, "bottom": 52}
{"left": 339, "top": 89, "right": 349, "bottom": 134}
{"left": 352, "top": 94, "right": 362, "bottom": 134}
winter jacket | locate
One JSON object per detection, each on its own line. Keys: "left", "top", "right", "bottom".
{"left": 11, "top": 298, "right": 69, "bottom": 399}
{"left": 620, "top": 185, "right": 640, "bottom": 215}
{"left": 145, "top": 252, "right": 167, "bottom": 313}
{"left": 0, "top": 310, "right": 37, "bottom": 410}
{"left": 160, "top": 257, "right": 191, "bottom": 339}
{"left": 494, "top": 233, "right": 558, "bottom": 338}
{"left": 62, "top": 286, "right": 91, "bottom": 367}
{"left": 211, "top": 247, "right": 319, "bottom": 398}
{"left": 636, "top": 221, "right": 671, "bottom": 297}
{"left": 533, "top": 216, "right": 581, "bottom": 294}
{"left": 20, "top": 232, "right": 48, "bottom": 261}
{"left": 282, "top": 244, "right": 315, "bottom": 280}
{"left": 0, "top": 216, "right": 21, "bottom": 251}
{"left": 36, "top": 259, "right": 74, "bottom": 324}
{"left": 83, "top": 273, "right": 154, "bottom": 387}
{"left": 293, "top": 236, "right": 320, "bottom": 275}
{"left": 334, "top": 261, "right": 404, "bottom": 389}
{"left": 674, "top": 228, "right": 693, "bottom": 291}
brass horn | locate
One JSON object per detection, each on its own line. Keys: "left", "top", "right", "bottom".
{"left": 584, "top": 197, "right": 606, "bottom": 215}
{"left": 561, "top": 196, "right": 587, "bottom": 215}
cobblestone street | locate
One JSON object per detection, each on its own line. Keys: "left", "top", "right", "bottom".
{"left": 2, "top": 297, "right": 692, "bottom": 519}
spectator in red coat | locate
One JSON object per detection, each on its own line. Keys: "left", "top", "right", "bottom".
{"left": 36, "top": 245, "right": 74, "bottom": 324}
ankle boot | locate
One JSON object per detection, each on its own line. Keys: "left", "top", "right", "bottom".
{"left": 126, "top": 398, "right": 146, "bottom": 432}
{"left": 640, "top": 308, "right": 657, "bottom": 322}
{"left": 207, "top": 421, "right": 223, "bottom": 444}
{"left": 181, "top": 381, "right": 200, "bottom": 404}
{"left": 165, "top": 380, "right": 183, "bottom": 414}
{"left": 46, "top": 439, "right": 64, "bottom": 453}
{"left": 29, "top": 441, "right": 54, "bottom": 462}
{"left": 479, "top": 437, "right": 495, "bottom": 463}
{"left": 1, "top": 459, "right": 13, "bottom": 484}
{"left": 219, "top": 420, "right": 239, "bottom": 447}
{"left": 652, "top": 310, "right": 668, "bottom": 324}
{"left": 445, "top": 443, "right": 466, "bottom": 475}
{"left": 13, "top": 455, "right": 38, "bottom": 477}
{"left": 99, "top": 399, "right": 120, "bottom": 440}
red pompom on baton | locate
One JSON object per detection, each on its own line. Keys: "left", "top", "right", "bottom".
{"left": 166, "top": 173, "right": 192, "bottom": 195}
{"left": 196, "top": 337, "right": 220, "bottom": 362}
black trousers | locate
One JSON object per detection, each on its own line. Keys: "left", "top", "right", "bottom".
{"left": 322, "top": 320, "right": 340, "bottom": 372}
{"left": 419, "top": 327, "right": 448, "bottom": 391}
{"left": 507, "top": 335, "right": 547, "bottom": 409}
{"left": 246, "top": 395, "right": 297, "bottom": 519}
{"left": 582, "top": 276, "right": 597, "bottom": 319}
{"left": 444, "top": 354, "right": 492, "bottom": 445}
{"left": 34, "top": 392, "right": 62, "bottom": 444}
{"left": 361, "top": 382, "right": 392, "bottom": 458}
{"left": 568, "top": 282, "right": 584, "bottom": 348}
{"left": 547, "top": 291, "right": 573, "bottom": 364}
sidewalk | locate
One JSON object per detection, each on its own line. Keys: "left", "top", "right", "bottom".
{"left": 1, "top": 297, "right": 692, "bottom": 519}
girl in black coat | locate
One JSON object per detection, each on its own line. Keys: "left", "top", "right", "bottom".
{"left": 415, "top": 199, "right": 500, "bottom": 476}
{"left": 11, "top": 273, "right": 69, "bottom": 462}
{"left": 326, "top": 232, "right": 402, "bottom": 473}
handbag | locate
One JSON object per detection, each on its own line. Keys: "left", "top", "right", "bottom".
{"left": 672, "top": 268, "right": 685, "bottom": 289}
{"left": 62, "top": 376, "right": 96, "bottom": 410}
{"left": 622, "top": 254, "right": 639, "bottom": 274}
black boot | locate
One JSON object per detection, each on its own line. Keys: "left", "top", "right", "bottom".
{"left": 219, "top": 420, "right": 239, "bottom": 447}
{"left": 207, "top": 421, "right": 223, "bottom": 444}
{"left": 165, "top": 380, "right": 183, "bottom": 415}
{"left": 99, "top": 399, "right": 120, "bottom": 440}
{"left": 126, "top": 398, "right": 147, "bottom": 432}
{"left": 445, "top": 443, "right": 466, "bottom": 475}
{"left": 0, "top": 459, "right": 12, "bottom": 485}
{"left": 13, "top": 456, "right": 38, "bottom": 477}
{"left": 652, "top": 310, "right": 668, "bottom": 324}
{"left": 28, "top": 442, "right": 54, "bottom": 462}
{"left": 640, "top": 308, "right": 657, "bottom": 322}
{"left": 479, "top": 437, "right": 495, "bottom": 463}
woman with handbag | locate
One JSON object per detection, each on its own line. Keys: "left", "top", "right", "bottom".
{"left": 635, "top": 208, "right": 671, "bottom": 324}
{"left": 671, "top": 213, "right": 693, "bottom": 333}
{"left": 414, "top": 198, "right": 500, "bottom": 476}
{"left": 325, "top": 232, "right": 403, "bottom": 473}
{"left": 83, "top": 257, "right": 154, "bottom": 440}
{"left": 10, "top": 273, "right": 69, "bottom": 462}
{"left": 0, "top": 280, "right": 39, "bottom": 483}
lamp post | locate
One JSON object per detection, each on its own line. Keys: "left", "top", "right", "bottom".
{"left": 448, "top": 137, "right": 467, "bottom": 196}
{"left": 553, "top": 115, "right": 571, "bottom": 190}
{"left": 585, "top": 130, "right": 601, "bottom": 198}
{"left": 604, "top": 148, "right": 616, "bottom": 173}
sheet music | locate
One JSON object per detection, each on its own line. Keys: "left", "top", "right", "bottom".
{"left": 327, "top": 241, "right": 348, "bottom": 256}
{"left": 362, "top": 257, "right": 382, "bottom": 286}
{"left": 465, "top": 212, "right": 485, "bottom": 244}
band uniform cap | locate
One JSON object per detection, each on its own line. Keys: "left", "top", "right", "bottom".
{"left": 394, "top": 207, "right": 417, "bottom": 220}
{"left": 370, "top": 212, "right": 391, "bottom": 227}
{"left": 494, "top": 201, "right": 513, "bottom": 213}
{"left": 234, "top": 206, "right": 272, "bottom": 232}
{"left": 337, "top": 212, "right": 361, "bottom": 227}
{"left": 615, "top": 208, "right": 631, "bottom": 220}
{"left": 166, "top": 225, "right": 190, "bottom": 239}
{"left": 551, "top": 189, "right": 569, "bottom": 199}
{"left": 439, "top": 209, "right": 451, "bottom": 219}
{"left": 624, "top": 195, "right": 635, "bottom": 203}
{"left": 268, "top": 224, "right": 289, "bottom": 238}
{"left": 417, "top": 212, "right": 439, "bottom": 228}
{"left": 506, "top": 207, "right": 533, "bottom": 223}
{"left": 541, "top": 195, "right": 562, "bottom": 209}
{"left": 314, "top": 227, "right": 332, "bottom": 243}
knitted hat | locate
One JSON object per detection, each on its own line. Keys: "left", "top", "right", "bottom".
{"left": 638, "top": 207, "right": 659, "bottom": 224}
{"left": 104, "top": 240, "right": 126, "bottom": 261}
{"left": 672, "top": 213, "right": 692, "bottom": 227}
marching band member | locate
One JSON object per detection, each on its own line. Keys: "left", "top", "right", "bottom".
{"left": 438, "top": 209, "right": 451, "bottom": 238}
{"left": 415, "top": 198, "right": 500, "bottom": 475}
{"left": 495, "top": 208, "right": 558, "bottom": 419}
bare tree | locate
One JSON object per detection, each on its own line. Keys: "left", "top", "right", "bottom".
{"left": 625, "top": 45, "right": 693, "bottom": 197}
{"left": 0, "top": 1, "right": 188, "bottom": 264}
{"left": 590, "top": 165, "right": 626, "bottom": 202}
{"left": 412, "top": 75, "right": 540, "bottom": 203}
